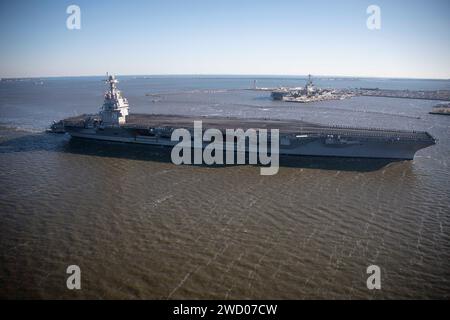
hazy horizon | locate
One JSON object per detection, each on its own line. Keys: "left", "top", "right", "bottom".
{"left": 2, "top": 73, "right": 449, "bottom": 81}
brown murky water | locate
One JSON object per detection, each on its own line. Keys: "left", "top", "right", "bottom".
{"left": 0, "top": 77, "right": 449, "bottom": 299}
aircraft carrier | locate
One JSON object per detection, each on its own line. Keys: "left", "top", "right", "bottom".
{"left": 51, "top": 75, "right": 436, "bottom": 160}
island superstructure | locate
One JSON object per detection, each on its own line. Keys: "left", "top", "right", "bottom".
{"left": 100, "top": 73, "right": 129, "bottom": 125}
{"left": 53, "top": 75, "right": 436, "bottom": 160}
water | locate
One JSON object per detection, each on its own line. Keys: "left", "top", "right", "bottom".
{"left": 0, "top": 76, "right": 449, "bottom": 299}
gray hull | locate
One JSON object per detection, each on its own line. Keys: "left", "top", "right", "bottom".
{"left": 66, "top": 125, "right": 433, "bottom": 160}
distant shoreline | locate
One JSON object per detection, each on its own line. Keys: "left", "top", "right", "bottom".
{"left": 2, "top": 74, "right": 450, "bottom": 82}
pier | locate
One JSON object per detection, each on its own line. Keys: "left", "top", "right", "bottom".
{"left": 358, "top": 88, "right": 450, "bottom": 101}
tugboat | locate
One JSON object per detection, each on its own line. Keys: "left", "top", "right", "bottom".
{"left": 46, "top": 120, "right": 66, "bottom": 133}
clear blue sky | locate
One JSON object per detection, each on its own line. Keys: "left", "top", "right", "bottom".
{"left": 0, "top": 0, "right": 449, "bottom": 78}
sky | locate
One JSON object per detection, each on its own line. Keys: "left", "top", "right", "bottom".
{"left": 0, "top": 0, "right": 449, "bottom": 79}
